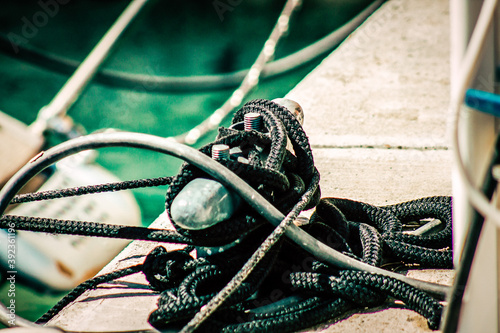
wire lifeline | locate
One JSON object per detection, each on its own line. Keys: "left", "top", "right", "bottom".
{"left": 442, "top": 132, "right": 500, "bottom": 333}
{"left": 0, "top": 0, "right": 384, "bottom": 93}
{"left": 450, "top": 0, "right": 499, "bottom": 226}
{"left": 0, "top": 131, "right": 450, "bottom": 328}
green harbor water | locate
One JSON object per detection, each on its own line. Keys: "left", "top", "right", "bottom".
{"left": 0, "top": 0, "right": 371, "bottom": 324}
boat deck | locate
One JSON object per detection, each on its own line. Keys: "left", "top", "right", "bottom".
{"left": 47, "top": 0, "right": 453, "bottom": 331}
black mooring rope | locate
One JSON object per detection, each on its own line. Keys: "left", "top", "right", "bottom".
{"left": 2, "top": 175, "right": 191, "bottom": 243}
{"left": 144, "top": 198, "right": 450, "bottom": 332}
{"left": 2, "top": 99, "right": 452, "bottom": 332}
{"left": 10, "top": 176, "right": 173, "bottom": 204}
{"left": 313, "top": 196, "right": 453, "bottom": 268}
{"left": 164, "top": 99, "right": 320, "bottom": 248}
{"left": 0, "top": 214, "right": 192, "bottom": 244}
{"left": 153, "top": 100, "right": 451, "bottom": 332}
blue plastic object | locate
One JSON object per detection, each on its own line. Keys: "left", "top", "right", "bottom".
{"left": 465, "top": 89, "right": 500, "bottom": 117}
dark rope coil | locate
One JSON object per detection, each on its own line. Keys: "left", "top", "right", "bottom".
{"left": 146, "top": 194, "right": 450, "bottom": 332}
{"left": 25, "top": 99, "right": 451, "bottom": 332}
{"left": 311, "top": 196, "right": 453, "bottom": 268}
{"left": 146, "top": 101, "right": 452, "bottom": 332}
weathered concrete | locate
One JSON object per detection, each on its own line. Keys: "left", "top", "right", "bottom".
{"left": 289, "top": 0, "right": 450, "bottom": 150}
{"left": 48, "top": 0, "right": 452, "bottom": 331}
{"left": 312, "top": 148, "right": 451, "bottom": 205}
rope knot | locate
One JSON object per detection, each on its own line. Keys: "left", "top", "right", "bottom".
{"left": 143, "top": 246, "right": 194, "bottom": 291}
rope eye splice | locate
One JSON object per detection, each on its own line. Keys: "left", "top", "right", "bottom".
{"left": 0, "top": 99, "right": 452, "bottom": 332}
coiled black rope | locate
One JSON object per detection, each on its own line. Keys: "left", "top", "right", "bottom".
{"left": 313, "top": 196, "right": 453, "bottom": 268}
{"left": 146, "top": 100, "right": 451, "bottom": 332}
{"left": 0, "top": 99, "right": 452, "bottom": 332}
{"left": 144, "top": 197, "right": 450, "bottom": 332}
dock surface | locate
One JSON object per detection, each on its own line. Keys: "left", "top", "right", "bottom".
{"left": 48, "top": 0, "right": 453, "bottom": 331}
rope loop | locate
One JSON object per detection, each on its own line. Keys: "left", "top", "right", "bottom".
{"left": 312, "top": 196, "right": 453, "bottom": 268}
{"left": 165, "top": 99, "right": 321, "bottom": 246}
{"left": 143, "top": 246, "right": 196, "bottom": 292}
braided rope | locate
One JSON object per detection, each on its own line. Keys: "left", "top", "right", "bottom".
{"left": 316, "top": 197, "right": 453, "bottom": 268}
{"left": 11, "top": 176, "right": 172, "bottom": 204}
{"left": 0, "top": 214, "right": 192, "bottom": 244}
{"left": 25, "top": 99, "right": 451, "bottom": 332}
{"left": 144, "top": 101, "right": 452, "bottom": 332}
